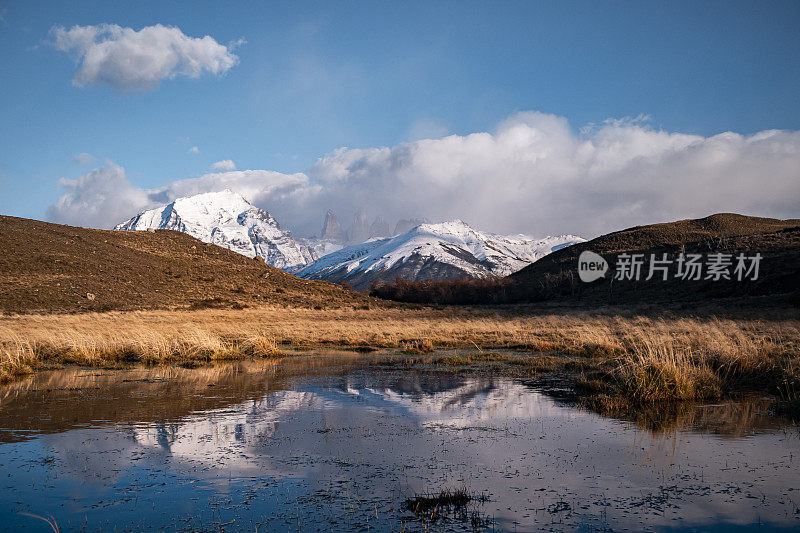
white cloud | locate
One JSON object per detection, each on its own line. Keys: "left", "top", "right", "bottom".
{"left": 188, "top": 146, "right": 199, "bottom": 155}
{"left": 154, "top": 169, "right": 311, "bottom": 206}
{"left": 51, "top": 23, "right": 239, "bottom": 93}
{"left": 210, "top": 159, "right": 236, "bottom": 171}
{"left": 73, "top": 152, "right": 95, "bottom": 164}
{"left": 46, "top": 162, "right": 152, "bottom": 228}
{"left": 47, "top": 111, "right": 800, "bottom": 238}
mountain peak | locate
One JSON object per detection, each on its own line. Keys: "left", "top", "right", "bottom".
{"left": 115, "top": 190, "right": 314, "bottom": 270}
{"left": 320, "top": 209, "right": 345, "bottom": 240}
{"left": 297, "top": 220, "right": 585, "bottom": 290}
{"left": 348, "top": 208, "right": 370, "bottom": 243}
{"left": 171, "top": 188, "right": 250, "bottom": 209}
{"left": 416, "top": 219, "right": 472, "bottom": 232}
{"left": 369, "top": 216, "right": 391, "bottom": 239}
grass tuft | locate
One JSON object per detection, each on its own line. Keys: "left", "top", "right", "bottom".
{"left": 401, "top": 339, "right": 435, "bottom": 354}
{"left": 404, "top": 485, "right": 488, "bottom": 523}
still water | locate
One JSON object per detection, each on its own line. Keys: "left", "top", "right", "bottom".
{"left": 0, "top": 356, "right": 798, "bottom": 531}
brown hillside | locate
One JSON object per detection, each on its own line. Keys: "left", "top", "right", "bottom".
{"left": 0, "top": 215, "right": 373, "bottom": 314}
{"left": 541, "top": 213, "right": 800, "bottom": 257}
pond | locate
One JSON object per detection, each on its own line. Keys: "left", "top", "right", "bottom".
{"left": 0, "top": 356, "right": 798, "bottom": 531}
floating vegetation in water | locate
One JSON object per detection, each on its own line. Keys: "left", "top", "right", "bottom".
{"left": 404, "top": 485, "right": 490, "bottom": 526}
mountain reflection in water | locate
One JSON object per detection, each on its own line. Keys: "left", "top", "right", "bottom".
{"left": 0, "top": 357, "right": 797, "bottom": 532}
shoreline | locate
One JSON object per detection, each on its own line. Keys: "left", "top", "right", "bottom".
{"left": 3, "top": 351, "right": 797, "bottom": 436}
{"left": 2, "top": 304, "right": 798, "bottom": 411}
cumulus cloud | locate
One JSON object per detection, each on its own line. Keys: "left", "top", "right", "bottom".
{"left": 51, "top": 23, "right": 239, "bottom": 93}
{"left": 188, "top": 146, "right": 199, "bottom": 155}
{"left": 48, "top": 111, "right": 800, "bottom": 237}
{"left": 46, "top": 163, "right": 152, "bottom": 228}
{"left": 210, "top": 159, "right": 235, "bottom": 171}
{"left": 73, "top": 152, "right": 95, "bottom": 164}
{"left": 296, "top": 112, "right": 800, "bottom": 237}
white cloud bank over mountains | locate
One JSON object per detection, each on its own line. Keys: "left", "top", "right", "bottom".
{"left": 51, "top": 24, "right": 239, "bottom": 93}
{"left": 48, "top": 112, "right": 800, "bottom": 237}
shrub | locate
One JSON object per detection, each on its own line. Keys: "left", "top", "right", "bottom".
{"left": 370, "top": 276, "right": 512, "bottom": 304}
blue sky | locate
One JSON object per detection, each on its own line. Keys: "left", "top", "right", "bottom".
{"left": 0, "top": 1, "right": 799, "bottom": 235}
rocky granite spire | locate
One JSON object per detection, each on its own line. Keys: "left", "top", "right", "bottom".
{"left": 320, "top": 209, "right": 344, "bottom": 241}
{"left": 347, "top": 208, "right": 370, "bottom": 244}
{"left": 369, "top": 217, "right": 391, "bottom": 239}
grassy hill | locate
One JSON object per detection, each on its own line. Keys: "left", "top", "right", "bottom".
{"left": 0, "top": 215, "right": 372, "bottom": 314}
{"left": 371, "top": 213, "right": 800, "bottom": 305}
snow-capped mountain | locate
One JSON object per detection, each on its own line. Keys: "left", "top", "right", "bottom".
{"left": 295, "top": 220, "right": 584, "bottom": 289}
{"left": 115, "top": 189, "right": 315, "bottom": 271}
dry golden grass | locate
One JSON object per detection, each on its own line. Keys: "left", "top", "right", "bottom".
{"left": 611, "top": 333, "right": 723, "bottom": 402}
{"left": 400, "top": 338, "right": 435, "bottom": 354}
{"left": 0, "top": 306, "right": 798, "bottom": 403}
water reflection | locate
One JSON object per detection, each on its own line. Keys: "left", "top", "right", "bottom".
{"left": 0, "top": 358, "right": 798, "bottom": 531}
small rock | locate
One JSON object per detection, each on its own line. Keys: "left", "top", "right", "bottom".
{"left": 86, "top": 293, "right": 96, "bottom": 301}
